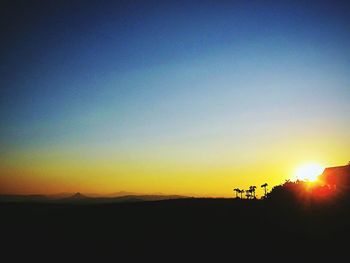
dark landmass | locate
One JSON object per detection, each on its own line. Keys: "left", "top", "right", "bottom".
{"left": 1, "top": 196, "right": 349, "bottom": 261}
{"left": 0, "top": 192, "right": 187, "bottom": 204}
{"left": 2, "top": 165, "right": 350, "bottom": 261}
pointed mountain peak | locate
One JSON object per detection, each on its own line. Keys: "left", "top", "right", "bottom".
{"left": 71, "top": 192, "right": 86, "bottom": 199}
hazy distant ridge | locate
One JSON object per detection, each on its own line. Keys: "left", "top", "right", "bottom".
{"left": 0, "top": 193, "right": 187, "bottom": 204}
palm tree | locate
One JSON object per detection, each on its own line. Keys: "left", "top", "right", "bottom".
{"left": 233, "top": 188, "right": 240, "bottom": 198}
{"left": 261, "top": 183, "right": 268, "bottom": 198}
{"left": 239, "top": 189, "right": 244, "bottom": 199}
{"left": 245, "top": 189, "right": 251, "bottom": 199}
{"left": 249, "top": 186, "right": 257, "bottom": 199}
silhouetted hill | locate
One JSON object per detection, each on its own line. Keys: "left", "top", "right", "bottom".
{"left": 2, "top": 195, "right": 350, "bottom": 261}
{"left": 0, "top": 193, "right": 187, "bottom": 204}
{"left": 2, "top": 197, "right": 348, "bottom": 261}
{"left": 107, "top": 191, "right": 138, "bottom": 197}
{"left": 68, "top": 192, "right": 87, "bottom": 199}
{"left": 58, "top": 194, "right": 187, "bottom": 204}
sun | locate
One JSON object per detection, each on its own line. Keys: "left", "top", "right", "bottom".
{"left": 293, "top": 163, "right": 324, "bottom": 182}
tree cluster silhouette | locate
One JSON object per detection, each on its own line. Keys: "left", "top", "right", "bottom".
{"left": 233, "top": 184, "right": 267, "bottom": 199}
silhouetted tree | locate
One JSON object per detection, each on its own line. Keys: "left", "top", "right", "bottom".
{"left": 267, "top": 179, "right": 308, "bottom": 204}
{"left": 245, "top": 190, "right": 251, "bottom": 199}
{"left": 249, "top": 186, "right": 257, "bottom": 199}
{"left": 233, "top": 188, "right": 240, "bottom": 198}
{"left": 261, "top": 183, "right": 268, "bottom": 199}
{"left": 239, "top": 189, "right": 244, "bottom": 199}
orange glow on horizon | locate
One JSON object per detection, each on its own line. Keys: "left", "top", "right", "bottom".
{"left": 0, "top": 144, "right": 349, "bottom": 197}
{"left": 293, "top": 163, "right": 325, "bottom": 182}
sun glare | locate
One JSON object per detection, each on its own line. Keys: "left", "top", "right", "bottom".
{"left": 294, "top": 163, "right": 324, "bottom": 182}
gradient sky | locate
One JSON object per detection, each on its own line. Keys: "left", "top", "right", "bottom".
{"left": 1, "top": 0, "right": 349, "bottom": 197}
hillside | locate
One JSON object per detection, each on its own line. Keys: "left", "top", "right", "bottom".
{"left": 1, "top": 197, "right": 349, "bottom": 261}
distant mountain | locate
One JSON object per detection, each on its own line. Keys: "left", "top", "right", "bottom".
{"left": 64, "top": 194, "right": 187, "bottom": 204}
{"left": 70, "top": 192, "right": 87, "bottom": 199}
{"left": 108, "top": 191, "right": 138, "bottom": 197}
{"left": 47, "top": 192, "right": 75, "bottom": 199}
{"left": 0, "top": 193, "right": 187, "bottom": 204}
{"left": 57, "top": 193, "right": 188, "bottom": 204}
{"left": 58, "top": 192, "right": 90, "bottom": 203}
{"left": 88, "top": 191, "right": 184, "bottom": 198}
{"left": 105, "top": 194, "right": 186, "bottom": 203}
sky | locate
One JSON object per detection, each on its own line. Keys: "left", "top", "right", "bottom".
{"left": 1, "top": 0, "right": 349, "bottom": 197}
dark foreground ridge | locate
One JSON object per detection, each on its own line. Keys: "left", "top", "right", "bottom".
{"left": 1, "top": 196, "right": 350, "bottom": 261}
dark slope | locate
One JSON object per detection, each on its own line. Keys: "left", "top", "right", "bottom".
{"left": 1, "top": 198, "right": 349, "bottom": 261}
